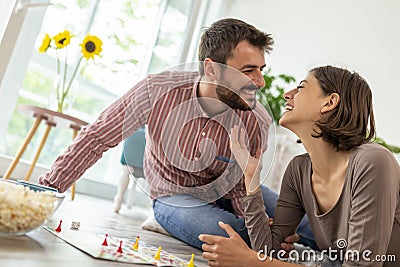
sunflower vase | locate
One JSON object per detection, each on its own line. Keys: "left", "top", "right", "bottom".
{"left": 38, "top": 30, "right": 103, "bottom": 114}
{"left": 49, "top": 74, "right": 79, "bottom": 113}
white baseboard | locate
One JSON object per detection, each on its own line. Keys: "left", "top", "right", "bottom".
{"left": 0, "top": 154, "right": 153, "bottom": 205}
{"left": 0, "top": 153, "right": 48, "bottom": 183}
{"left": 0, "top": 153, "right": 116, "bottom": 200}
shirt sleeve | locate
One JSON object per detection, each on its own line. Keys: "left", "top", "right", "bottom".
{"left": 342, "top": 147, "right": 400, "bottom": 267}
{"left": 39, "top": 76, "right": 152, "bottom": 192}
{"left": 242, "top": 158, "right": 306, "bottom": 252}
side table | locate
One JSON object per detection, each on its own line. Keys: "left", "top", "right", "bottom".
{"left": 3, "top": 104, "right": 88, "bottom": 200}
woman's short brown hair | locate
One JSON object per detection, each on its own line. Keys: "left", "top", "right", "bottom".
{"left": 198, "top": 18, "right": 274, "bottom": 75}
{"left": 311, "top": 65, "right": 375, "bottom": 151}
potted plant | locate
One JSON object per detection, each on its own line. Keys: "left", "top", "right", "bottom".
{"left": 256, "top": 68, "right": 400, "bottom": 154}
{"left": 375, "top": 137, "right": 400, "bottom": 154}
{"left": 256, "top": 68, "right": 296, "bottom": 125}
{"left": 256, "top": 68, "right": 298, "bottom": 191}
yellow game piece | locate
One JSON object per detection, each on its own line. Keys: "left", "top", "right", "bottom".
{"left": 154, "top": 246, "right": 162, "bottom": 260}
{"left": 132, "top": 236, "right": 139, "bottom": 250}
{"left": 187, "top": 253, "right": 195, "bottom": 267}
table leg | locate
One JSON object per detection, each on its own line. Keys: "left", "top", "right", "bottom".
{"left": 24, "top": 124, "right": 52, "bottom": 181}
{"left": 70, "top": 129, "right": 78, "bottom": 201}
{"left": 3, "top": 117, "right": 43, "bottom": 179}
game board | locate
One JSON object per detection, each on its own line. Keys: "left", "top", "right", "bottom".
{"left": 44, "top": 224, "right": 196, "bottom": 266}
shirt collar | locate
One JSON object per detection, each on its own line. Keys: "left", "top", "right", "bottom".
{"left": 192, "top": 76, "right": 211, "bottom": 118}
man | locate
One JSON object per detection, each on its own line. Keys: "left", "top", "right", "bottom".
{"left": 39, "top": 18, "right": 317, "bottom": 250}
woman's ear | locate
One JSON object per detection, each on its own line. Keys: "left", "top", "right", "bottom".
{"left": 203, "top": 58, "right": 218, "bottom": 81}
{"left": 321, "top": 93, "right": 340, "bottom": 113}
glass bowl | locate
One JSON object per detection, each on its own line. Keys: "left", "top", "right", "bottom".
{"left": 0, "top": 179, "right": 65, "bottom": 236}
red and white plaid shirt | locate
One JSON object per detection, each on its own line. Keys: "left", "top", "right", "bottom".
{"left": 40, "top": 70, "right": 271, "bottom": 217}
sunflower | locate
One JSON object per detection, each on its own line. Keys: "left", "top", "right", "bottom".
{"left": 53, "top": 30, "right": 72, "bottom": 49}
{"left": 38, "top": 33, "right": 51, "bottom": 53}
{"left": 80, "top": 35, "right": 103, "bottom": 60}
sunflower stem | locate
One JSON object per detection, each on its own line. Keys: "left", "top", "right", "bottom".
{"left": 56, "top": 49, "right": 61, "bottom": 110}
{"left": 62, "top": 48, "right": 68, "bottom": 101}
{"left": 61, "top": 56, "right": 83, "bottom": 110}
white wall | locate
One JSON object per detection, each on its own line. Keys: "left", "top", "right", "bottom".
{"left": 223, "top": 0, "right": 400, "bottom": 146}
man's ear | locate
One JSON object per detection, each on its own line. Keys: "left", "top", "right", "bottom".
{"left": 203, "top": 58, "right": 218, "bottom": 81}
{"left": 321, "top": 93, "right": 340, "bottom": 113}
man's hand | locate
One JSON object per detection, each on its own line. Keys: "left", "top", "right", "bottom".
{"left": 269, "top": 218, "right": 299, "bottom": 255}
{"left": 281, "top": 233, "right": 299, "bottom": 254}
{"left": 199, "top": 221, "right": 256, "bottom": 267}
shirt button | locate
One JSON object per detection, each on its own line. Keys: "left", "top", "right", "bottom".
{"left": 201, "top": 132, "right": 206, "bottom": 136}
{"left": 194, "top": 157, "right": 199, "bottom": 161}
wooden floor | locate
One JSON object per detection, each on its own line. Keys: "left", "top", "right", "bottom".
{"left": 0, "top": 193, "right": 209, "bottom": 267}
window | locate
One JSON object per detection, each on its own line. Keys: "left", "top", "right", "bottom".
{"left": 0, "top": 0, "right": 219, "bottom": 187}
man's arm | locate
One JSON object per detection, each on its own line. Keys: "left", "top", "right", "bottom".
{"left": 39, "top": 77, "right": 151, "bottom": 192}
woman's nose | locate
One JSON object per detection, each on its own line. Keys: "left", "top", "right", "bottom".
{"left": 283, "top": 88, "right": 298, "bottom": 101}
{"left": 284, "top": 88, "right": 297, "bottom": 100}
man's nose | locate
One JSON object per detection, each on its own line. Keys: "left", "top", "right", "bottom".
{"left": 248, "top": 69, "right": 265, "bottom": 88}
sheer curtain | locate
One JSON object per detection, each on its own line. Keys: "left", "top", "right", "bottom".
{"left": 0, "top": 0, "right": 224, "bottom": 198}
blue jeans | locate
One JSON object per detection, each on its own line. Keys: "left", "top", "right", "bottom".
{"left": 153, "top": 185, "right": 318, "bottom": 250}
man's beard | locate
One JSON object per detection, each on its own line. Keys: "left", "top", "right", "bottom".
{"left": 215, "top": 84, "right": 258, "bottom": 111}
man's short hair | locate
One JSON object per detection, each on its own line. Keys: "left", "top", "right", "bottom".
{"left": 198, "top": 18, "right": 274, "bottom": 75}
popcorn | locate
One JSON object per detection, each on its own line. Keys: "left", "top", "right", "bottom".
{"left": 0, "top": 181, "right": 57, "bottom": 233}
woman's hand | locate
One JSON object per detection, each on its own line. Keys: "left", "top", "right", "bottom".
{"left": 199, "top": 221, "right": 257, "bottom": 267}
{"left": 230, "top": 125, "right": 262, "bottom": 194}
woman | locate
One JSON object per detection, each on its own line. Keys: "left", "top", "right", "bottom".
{"left": 199, "top": 65, "right": 400, "bottom": 266}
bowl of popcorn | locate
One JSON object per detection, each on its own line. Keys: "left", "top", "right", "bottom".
{"left": 0, "top": 179, "right": 64, "bottom": 236}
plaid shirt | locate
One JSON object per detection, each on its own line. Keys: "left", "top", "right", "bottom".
{"left": 39, "top": 70, "right": 271, "bottom": 217}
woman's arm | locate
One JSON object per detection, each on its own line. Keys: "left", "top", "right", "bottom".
{"left": 242, "top": 170, "right": 306, "bottom": 252}
{"left": 199, "top": 126, "right": 311, "bottom": 266}
{"left": 230, "top": 126, "right": 307, "bottom": 252}
{"left": 342, "top": 146, "right": 399, "bottom": 266}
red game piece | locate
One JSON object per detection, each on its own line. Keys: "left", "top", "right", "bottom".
{"left": 116, "top": 240, "right": 123, "bottom": 253}
{"left": 55, "top": 220, "right": 62, "bottom": 232}
{"left": 102, "top": 233, "right": 108, "bottom": 246}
